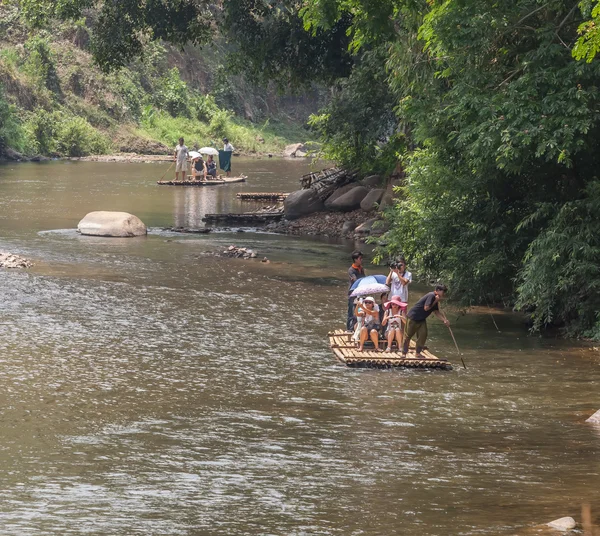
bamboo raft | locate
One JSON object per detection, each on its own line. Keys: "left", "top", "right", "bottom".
{"left": 236, "top": 192, "right": 289, "bottom": 201}
{"left": 202, "top": 208, "right": 284, "bottom": 225}
{"left": 328, "top": 329, "right": 452, "bottom": 370}
{"left": 157, "top": 176, "right": 247, "bottom": 186}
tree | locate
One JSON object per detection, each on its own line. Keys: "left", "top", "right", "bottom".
{"left": 18, "top": 0, "right": 214, "bottom": 70}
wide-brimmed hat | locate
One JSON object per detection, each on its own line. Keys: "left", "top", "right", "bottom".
{"left": 362, "top": 296, "right": 376, "bottom": 304}
{"left": 384, "top": 296, "right": 407, "bottom": 310}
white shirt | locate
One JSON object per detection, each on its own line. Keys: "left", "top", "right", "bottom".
{"left": 360, "top": 304, "right": 380, "bottom": 326}
{"left": 390, "top": 270, "right": 412, "bottom": 303}
{"left": 175, "top": 144, "right": 189, "bottom": 164}
{"left": 224, "top": 142, "right": 234, "bottom": 152}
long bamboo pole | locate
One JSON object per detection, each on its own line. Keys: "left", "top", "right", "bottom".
{"left": 158, "top": 160, "right": 175, "bottom": 182}
{"left": 447, "top": 325, "right": 467, "bottom": 370}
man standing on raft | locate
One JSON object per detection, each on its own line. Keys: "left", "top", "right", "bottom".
{"left": 219, "top": 138, "right": 235, "bottom": 177}
{"left": 402, "top": 284, "right": 450, "bottom": 358}
{"left": 174, "top": 137, "right": 189, "bottom": 182}
{"left": 347, "top": 250, "right": 365, "bottom": 332}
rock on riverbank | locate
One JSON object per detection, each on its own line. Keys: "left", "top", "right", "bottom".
{"left": 0, "top": 252, "right": 33, "bottom": 268}
{"left": 265, "top": 209, "right": 381, "bottom": 239}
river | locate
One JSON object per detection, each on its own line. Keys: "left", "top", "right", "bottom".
{"left": 0, "top": 158, "right": 599, "bottom": 535}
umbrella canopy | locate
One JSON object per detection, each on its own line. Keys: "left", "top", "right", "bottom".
{"left": 350, "top": 274, "right": 387, "bottom": 291}
{"left": 350, "top": 282, "right": 390, "bottom": 297}
{"left": 189, "top": 151, "right": 202, "bottom": 160}
{"left": 199, "top": 147, "right": 219, "bottom": 156}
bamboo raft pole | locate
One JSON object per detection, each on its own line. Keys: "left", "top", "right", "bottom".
{"left": 328, "top": 329, "right": 452, "bottom": 370}
{"left": 236, "top": 192, "right": 289, "bottom": 201}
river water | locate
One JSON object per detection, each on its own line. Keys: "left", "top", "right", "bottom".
{"left": 0, "top": 158, "right": 599, "bottom": 535}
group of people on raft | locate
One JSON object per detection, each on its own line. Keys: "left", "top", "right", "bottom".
{"left": 173, "top": 137, "right": 235, "bottom": 182}
{"left": 347, "top": 250, "right": 450, "bottom": 357}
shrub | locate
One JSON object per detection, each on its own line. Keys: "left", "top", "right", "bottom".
{"left": 154, "top": 67, "right": 189, "bottom": 117}
{"left": 208, "top": 108, "right": 232, "bottom": 139}
{"left": 23, "top": 34, "right": 61, "bottom": 96}
{"left": 23, "top": 108, "right": 59, "bottom": 154}
{"left": 55, "top": 115, "right": 111, "bottom": 156}
{"left": 0, "top": 85, "right": 26, "bottom": 152}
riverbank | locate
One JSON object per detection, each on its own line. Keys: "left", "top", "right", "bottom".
{"left": 265, "top": 209, "right": 381, "bottom": 240}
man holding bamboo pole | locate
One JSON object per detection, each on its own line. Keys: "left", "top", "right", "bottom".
{"left": 402, "top": 284, "right": 450, "bottom": 358}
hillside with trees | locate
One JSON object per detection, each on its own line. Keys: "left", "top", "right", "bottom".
{"left": 0, "top": 3, "right": 318, "bottom": 158}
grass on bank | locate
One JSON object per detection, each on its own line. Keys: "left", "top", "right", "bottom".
{"left": 135, "top": 109, "right": 312, "bottom": 155}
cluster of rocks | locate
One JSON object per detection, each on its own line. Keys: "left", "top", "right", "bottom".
{"left": 221, "top": 245, "right": 268, "bottom": 262}
{"left": 0, "top": 252, "right": 33, "bottom": 268}
{"left": 265, "top": 209, "right": 382, "bottom": 239}
{"left": 278, "top": 172, "right": 401, "bottom": 240}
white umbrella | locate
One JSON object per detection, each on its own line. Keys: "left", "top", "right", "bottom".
{"left": 189, "top": 150, "right": 201, "bottom": 160}
{"left": 199, "top": 147, "right": 219, "bottom": 156}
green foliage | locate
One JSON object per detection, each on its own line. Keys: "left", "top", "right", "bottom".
{"left": 208, "top": 109, "right": 233, "bottom": 139}
{"left": 24, "top": 108, "right": 59, "bottom": 154}
{"left": 190, "top": 93, "right": 219, "bottom": 123}
{"left": 573, "top": 0, "right": 600, "bottom": 62}
{"left": 223, "top": 0, "right": 353, "bottom": 89}
{"left": 55, "top": 115, "right": 110, "bottom": 156}
{"left": 22, "top": 33, "right": 61, "bottom": 96}
{"left": 298, "top": 0, "right": 600, "bottom": 337}
{"left": 24, "top": 108, "right": 111, "bottom": 156}
{"left": 19, "top": 0, "right": 214, "bottom": 71}
{"left": 135, "top": 108, "right": 308, "bottom": 155}
{"left": 516, "top": 181, "right": 600, "bottom": 337}
{"left": 153, "top": 68, "right": 190, "bottom": 118}
{"left": 308, "top": 47, "right": 399, "bottom": 172}
{"left": 0, "top": 85, "right": 26, "bottom": 152}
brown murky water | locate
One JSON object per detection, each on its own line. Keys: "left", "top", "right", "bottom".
{"left": 0, "top": 159, "right": 599, "bottom": 535}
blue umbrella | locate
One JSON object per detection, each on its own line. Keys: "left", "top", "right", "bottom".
{"left": 350, "top": 274, "right": 387, "bottom": 291}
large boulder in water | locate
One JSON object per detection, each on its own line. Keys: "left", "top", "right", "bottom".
{"left": 284, "top": 189, "right": 325, "bottom": 220}
{"left": 328, "top": 186, "right": 369, "bottom": 212}
{"left": 78, "top": 211, "right": 147, "bottom": 237}
{"left": 546, "top": 517, "right": 576, "bottom": 531}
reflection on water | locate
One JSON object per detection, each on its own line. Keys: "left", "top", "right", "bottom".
{"left": 0, "top": 160, "right": 599, "bottom": 535}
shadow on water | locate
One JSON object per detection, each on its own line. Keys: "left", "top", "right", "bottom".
{"left": 0, "top": 160, "right": 599, "bottom": 535}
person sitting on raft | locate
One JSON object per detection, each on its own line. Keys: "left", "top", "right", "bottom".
{"left": 192, "top": 155, "right": 207, "bottom": 180}
{"left": 402, "top": 284, "right": 450, "bottom": 358}
{"left": 356, "top": 296, "right": 381, "bottom": 352}
{"left": 381, "top": 295, "right": 407, "bottom": 352}
{"left": 206, "top": 154, "right": 217, "bottom": 178}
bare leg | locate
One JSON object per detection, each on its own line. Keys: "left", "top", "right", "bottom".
{"left": 358, "top": 326, "right": 368, "bottom": 351}
{"left": 386, "top": 330, "right": 394, "bottom": 351}
{"left": 395, "top": 328, "right": 403, "bottom": 349}
{"left": 370, "top": 329, "right": 380, "bottom": 351}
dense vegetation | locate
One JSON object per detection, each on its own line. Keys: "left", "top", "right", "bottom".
{"left": 229, "top": 0, "right": 600, "bottom": 339}
{"left": 0, "top": 4, "right": 314, "bottom": 158}
{"left": 6, "top": 0, "right": 600, "bottom": 338}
